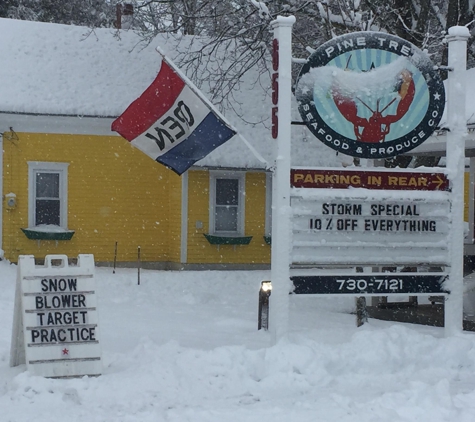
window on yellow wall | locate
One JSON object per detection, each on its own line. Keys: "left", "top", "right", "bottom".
{"left": 209, "top": 171, "right": 245, "bottom": 236}
{"left": 28, "top": 162, "right": 69, "bottom": 229}
{"left": 36, "top": 172, "right": 60, "bottom": 225}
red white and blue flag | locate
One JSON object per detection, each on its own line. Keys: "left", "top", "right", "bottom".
{"left": 111, "top": 58, "right": 237, "bottom": 175}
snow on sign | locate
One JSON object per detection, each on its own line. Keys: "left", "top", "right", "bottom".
{"left": 10, "top": 254, "right": 102, "bottom": 378}
{"left": 291, "top": 189, "right": 450, "bottom": 266}
{"left": 295, "top": 32, "right": 445, "bottom": 159}
{"left": 290, "top": 168, "right": 451, "bottom": 266}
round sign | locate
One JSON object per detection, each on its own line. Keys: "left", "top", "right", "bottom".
{"left": 295, "top": 32, "right": 445, "bottom": 159}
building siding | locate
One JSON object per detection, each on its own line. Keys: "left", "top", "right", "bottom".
{"left": 168, "top": 174, "right": 183, "bottom": 263}
{"left": 3, "top": 132, "right": 176, "bottom": 263}
{"left": 186, "top": 170, "right": 271, "bottom": 264}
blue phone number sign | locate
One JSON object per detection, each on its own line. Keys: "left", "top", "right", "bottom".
{"left": 291, "top": 275, "right": 448, "bottom": 295}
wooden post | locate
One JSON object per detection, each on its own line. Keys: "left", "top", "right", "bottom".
{"left": 356, "top": 297, "right": 368, "bottom": 327}
{"left": 137, "top": 246, "right": 141, "bottom": 286}
{"left": 356, "top": 267, "right": 368, "bottom": 326}
{"left": 113, "top": 241, "right": 118, "bottom": 274}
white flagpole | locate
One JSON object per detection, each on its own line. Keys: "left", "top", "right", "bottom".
{"left": 155, "top": 46, "right": 270, "bottom": 168}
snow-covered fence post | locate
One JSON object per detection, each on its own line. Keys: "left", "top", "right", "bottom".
{"left": 269, "top": 16, "right": 295, "bottom": 344}
{"left": 445, "top": 26, "right": 470, "bottom": 335}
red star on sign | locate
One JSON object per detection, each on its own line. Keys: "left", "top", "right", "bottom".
{"left": 62, "top": 348, "right": 69, "bottom": 356}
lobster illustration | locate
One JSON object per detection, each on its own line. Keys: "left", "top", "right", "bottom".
{"left": 331, "top": 69, "right": 415, "bottom": 143}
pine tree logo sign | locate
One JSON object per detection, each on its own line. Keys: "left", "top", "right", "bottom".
{"left": 295, "top": 32, "right": 445, "bottom": 159}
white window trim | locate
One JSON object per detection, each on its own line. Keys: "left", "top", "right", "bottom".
{"left": 180, "top": 171, "right": 189, "bottom": 263}
{"left": 28, "top": 161, "right": 69, "bottom": 229}
{"left": 209, "top": 171, "right": 245, "bottom": 236}
{"left": 265, "top": 172, "right": 273, "bottom": 236}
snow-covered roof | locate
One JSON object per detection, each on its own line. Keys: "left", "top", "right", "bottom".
{"left": 0, "top": 18, "right": 342, "bottom": 169}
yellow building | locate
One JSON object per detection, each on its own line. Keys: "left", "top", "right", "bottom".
{"left": 0, "top": 18, "right": 282, "bottom": 268}
{"left": 0, "top": 18, "right": 343, "bottom": 268}
{"left": 1, "top": 130, "right": 272, "bottom": 268}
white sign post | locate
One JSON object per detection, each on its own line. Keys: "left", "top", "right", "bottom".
{"left": 445, "top": 27, "right": 470, "bottom": 335}
{"left": 10, "top": 254, "right": 102, "bottom": 378}
{"left": 269, "top": 16, "right": 295, "bottom": 343}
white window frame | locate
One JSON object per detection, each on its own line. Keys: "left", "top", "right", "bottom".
{"left": 265, "top": 172, "right": 273, "bottom": 237}
{"left": 209, "top": 171, "right": 245, "bottom": 236}
{"left": 28, "top": 162, "right": 69, "bottom": 229}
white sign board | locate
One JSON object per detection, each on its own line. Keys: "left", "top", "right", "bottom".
{"left": 291, "top": 188, "right": 451, "bottom": 266}
{"left": 10, "top": 254, "right": 102, "bottom": 378}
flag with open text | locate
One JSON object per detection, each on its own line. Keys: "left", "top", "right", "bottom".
{"left": 111, "top": 59, "right": 236, "bottom": 175}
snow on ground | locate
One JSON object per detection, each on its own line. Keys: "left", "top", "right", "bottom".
{"left": 1, "top": 260, "right": 475, "bottom": 421}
